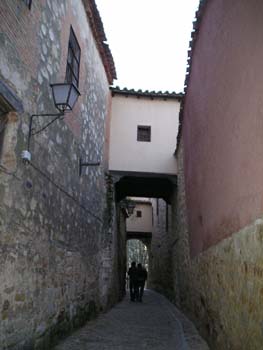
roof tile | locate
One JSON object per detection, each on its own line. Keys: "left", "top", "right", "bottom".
{"left": 175, "top": 0, "right": 209, "bottom": 153}
{"left": 82, "top": 0, "right": 117, "bottom": 84}
{"left": 110, "top": 86, "right": 183, "bottom": 100}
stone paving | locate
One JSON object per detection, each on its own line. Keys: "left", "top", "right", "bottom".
{"left": 53, "top": 290, "right": 209, "bottom": 350}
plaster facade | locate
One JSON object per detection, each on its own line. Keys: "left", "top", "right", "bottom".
{"left": 0, "top": 1, "right": 120, "bottom": 348}
{"left": 109, "top": 93, "right": 180, "bottom": 176}
{"left": 173, "top": 0, "right": 263, "bottom": 348}
{"left": 182, "top": 0, "right": 263, "bottom": 257}
{"left": 126, "top": 200, "right": 152, "bottom": 234}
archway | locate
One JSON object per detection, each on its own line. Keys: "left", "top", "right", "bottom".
{"left": 126, "top": 239, "right": 149, "bottom": 290}
{"left": 127, "top": 239, "right": 149, "bottom": 270}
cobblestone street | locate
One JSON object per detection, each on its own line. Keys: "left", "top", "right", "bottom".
{"left": 53, "top": 290, "right": 209, "bottom": 350}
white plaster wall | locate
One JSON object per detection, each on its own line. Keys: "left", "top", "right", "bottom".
{"left": 126, "top": 202, "right": 152, "bottom": 233}
{"left": 109, "top": 95, "right": 179, "bottom": 175}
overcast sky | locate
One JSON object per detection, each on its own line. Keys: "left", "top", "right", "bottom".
{"left": 96, "top": 0, "right": 200, "bottom": 92}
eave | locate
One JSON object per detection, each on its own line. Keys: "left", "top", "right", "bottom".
{"left": 82, "top": 0, "right": 117, "bottom": 85}
{"left": 111, "top": 86, "right": 183, "bottom": 101}
{"left": 175, "top": 0, "right": 209, "bottom": 154}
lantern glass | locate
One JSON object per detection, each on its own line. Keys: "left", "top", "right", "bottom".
{"left": 127, "top": 201, "right": 136, "bottom": 215}
{"left": 50, "top": 83, "right": 80, "bottom": 112}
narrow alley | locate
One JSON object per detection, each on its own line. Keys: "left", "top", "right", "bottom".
{"left": 1, "top": 0, "right": 263, "bottom": 349}
{"left": 53, "top": 290, "right": 209, "bottom": 350}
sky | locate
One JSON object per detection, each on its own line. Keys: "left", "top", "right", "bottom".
{"left": 96, "top": 0, "right": 200, "bottom": 93}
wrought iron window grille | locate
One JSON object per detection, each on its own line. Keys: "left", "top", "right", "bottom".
{"left": 65, "top": 27, "right": 81, "bottom": 88}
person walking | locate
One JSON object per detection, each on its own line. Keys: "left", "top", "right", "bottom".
{"left": 127, "top": 261, "right": 138, "bottom": 302}
{"left": 137, "top": 263, "right": 147, "bottom": 302}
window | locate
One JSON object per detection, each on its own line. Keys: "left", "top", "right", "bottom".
{"left": 0, "top": 113, "right": 7, "bottom": 159}
{"left": 137, "top": 125, "right": 151, "bottom": 142}
{"left": 65, "top": 27, "right": 81, "bottom": 87}
{"left": 22, "top": 0, "right": 32, "bottom": 9}
{"left": 166, "top": 203, "right": 169, "bottom": 232}
{"left": 136, "top": 210, "right": 142, "bottom": 218}
{"left": 0, "top": 88, "right": 21, "bottom": 172}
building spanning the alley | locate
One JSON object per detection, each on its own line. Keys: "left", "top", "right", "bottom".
{"left": 109, "top": 87, "right": 181, "bottom": 177}
{"left": 109, "top": 87, "right": 182, "bottom": 205}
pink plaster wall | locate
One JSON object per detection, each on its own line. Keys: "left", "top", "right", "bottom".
{"left": 183, "top": 0, "right": 263, "bottom": 256}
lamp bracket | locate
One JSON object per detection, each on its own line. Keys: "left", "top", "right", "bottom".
{"left": 119, "top": 199, "right": 136, "bottom": 217}
{"left": 27, "top": 112, "right": 64, "bottom": 151}
{"left": 79, "top": 157, "right": 100, "bottom": 176}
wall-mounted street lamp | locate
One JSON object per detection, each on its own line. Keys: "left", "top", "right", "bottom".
{"left": 120, "top": 199, "right": 136, "bottom": 217}
{"left": 21, "top": 83, "right": 80, "bottom": 163}
{"left": 50, "top": 83, "right": 80, "bottom": 113}
{"left": 126, "top": 200, "right": 136, "bottom": 216}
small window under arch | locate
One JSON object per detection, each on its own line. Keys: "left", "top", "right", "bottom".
{"left": 0, "top": 96, "right": 11, "bottom": 161}
{"left": 0, "top": 113, "right": 8, "bottom": 159}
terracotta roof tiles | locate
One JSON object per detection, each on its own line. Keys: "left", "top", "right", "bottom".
{"left": 176, "top": 0, "right": 209, "bottom": 153}
{"left": 82, "top": 0, "right": 117, "bottom": 84}
{"left": 110, "top": 86, "right": 183, "bottom": 101}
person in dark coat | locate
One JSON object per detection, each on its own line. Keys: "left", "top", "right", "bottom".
{"left": 137, "top": 263, "right": 147, "bottom": 302}
{"left": 128, "top": 261, "right": 138, "bottom": 301}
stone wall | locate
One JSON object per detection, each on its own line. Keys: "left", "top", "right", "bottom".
{"left": 116, "top": 206, "right": 128, "bottom": 297}
{"left": 149, "top": 198, "right": 175, "bottom": 299}
{"left": 173, "top": 141, "right": 263, "bottom": 350}
{"left": 0, "top": 1, "right": 120, "bottom": 348}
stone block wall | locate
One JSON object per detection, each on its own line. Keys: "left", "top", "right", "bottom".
{"left": 116, "top": 206, "right": 128, "bottom": 297}
{"left": 173, "top": 141, "right": 263, "bottom": 350}
{"left": 0, "top": 1, "right": 120, "bottom": 348}
{"left": 149, "top": 198, "right": 175, "bottom": 298}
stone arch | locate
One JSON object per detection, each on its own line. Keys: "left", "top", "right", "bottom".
{"left": 126, "top": 237, "right": 151, "bottom": 289}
